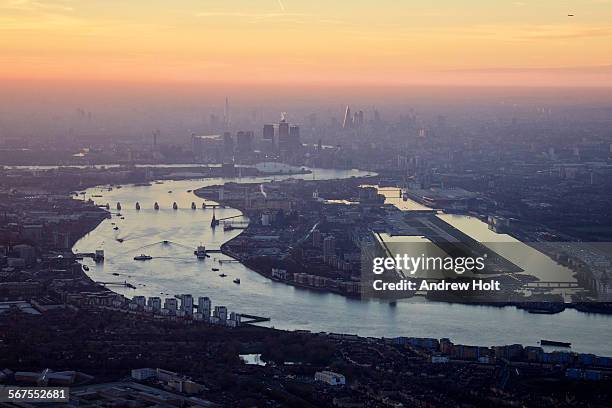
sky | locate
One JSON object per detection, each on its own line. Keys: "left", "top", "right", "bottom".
{"left": 1, "top": 0, "right": 612, "bottom": 87}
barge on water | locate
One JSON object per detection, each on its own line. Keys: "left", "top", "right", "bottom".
{"left": 540, "top": 339, "right": 571, "bottom": 348}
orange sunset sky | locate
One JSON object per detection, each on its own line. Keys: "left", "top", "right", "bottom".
{"left": 1, "top": 0, "right": 612, "bottom": 87}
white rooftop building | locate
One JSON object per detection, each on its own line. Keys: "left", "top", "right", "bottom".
{"left": 315, "top": 371, "right": 346, "bottom": 386}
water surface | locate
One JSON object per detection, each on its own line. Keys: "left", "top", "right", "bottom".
{"left": 74, "top": 169, "right": 612, "bottom": 355}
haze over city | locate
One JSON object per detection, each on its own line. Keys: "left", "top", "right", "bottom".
{"left": 2, "top": 1, "right": 612, "bottom": 407}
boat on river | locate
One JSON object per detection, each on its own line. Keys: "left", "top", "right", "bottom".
{"left": 540, "top": 339, "right": 571, "bottom": 348}
{"left": 134, "top": 254, "right": 153, "bottom": 261}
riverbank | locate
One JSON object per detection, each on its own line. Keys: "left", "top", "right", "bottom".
{"left": 197, "top": 180, "right": 608, "bottom": 314}
{"left": 72, "top": 171, "right": 612, "bottom": 355}
{"left": 220, "top": 246, "right": 362, "bottom": 299}
{"left": 1, "top": 162, "right": 314, "bottom": 196}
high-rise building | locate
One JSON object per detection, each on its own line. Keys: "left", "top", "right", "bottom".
{"left": 262, "top": 123, "right": 276, "bottom": 154}
{"left": 164, "top": 298, "right": 178, "bottom": 313}
{"left": 223, "top": 132, "right": 234, "bottom": 158}
{"left": 236, "top": 130, "right": 254, "bottom": 157}
{"left": 133, "top": 296, "right": 146, "bottom": 307}
{"left": 147, "top": 297, "right": 162, "bottom": 312}
{"left": 312, "top": 229, "right": 322, "bottom": 248}
{"left": 355, "top": 110, "right": 364, "bottom": 127}
{"left": 152, "top": 130, "right": 159, "bottom": 149}
{"left": 323, "top": 235, "right": 336, "bottom": 262}
{"left": 342, "top": 106, "right": 352, "bottom": 129}
{"left": 278, "top": 118, "right": 290, "bottom": 151}
{"left": 263, "top": 124, "right": 275, "bottom": 141}
{"left": 180, "top": 294, "right": 194, "bottom": 316}
{"left": 228, "top": 312, "right": 241, "bottom": 327}
{"left": 223, "top": 97, "right": 230, "bottom": 129}
{"left": 289, "top": 125, "right": 301, "bottom": 150}
{"left": 198, "top": 296, "right": 211, "bottom": 320}
{"left": 214, "top": 305, "right": 228, "bottom": 322}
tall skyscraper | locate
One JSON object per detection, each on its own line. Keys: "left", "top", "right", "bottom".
{"left": 164, "top": 298, "right": 178, "bottom": 313}
{"left": 181, "top": 294, "right": 194, "bottom": 316}
{"left": 323, "top": 235, "right": 336, "bottom": 262}
{"left": 312, "top": 229, "right": 322, "bottom": 247}
{"left": 342, "top": 105, "right": 352, "bottom": 129}
{"left": 262, "top": 123, "right": 276, "bottom": 154}
{"left": 356, "top": 110, "right": 364, "bottom": 127}
{"left": 223, "top": 97, "right": 230, "bottom": 129}
{"left": 289, "top": 125, "right": 301, "bottom": 150}
{"left": 198, "top": 296, "right": 211, "bottom": 320}
{"left": 236, "top": 130, "right": 254, "bottom": 155}
{"left": 152, "top": 129, "right": 159, "bottom": 148}
{"left": 263, "top": 124, "right": 275, "bottom": 141}
{"left": 223, "top": 132, "right": 234, "bottom": 159}
{"left": 278, "top": 117, "right": 290, "bottom": 151}
{"left": 147, "top": 297, "right": 162, "bottom": 312}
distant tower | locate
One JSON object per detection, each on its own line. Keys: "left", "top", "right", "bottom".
{"left": 263, "top": 124, "right": 275, "bottom": 142}
{"left": 289, "top": 125, "right": 300, "bottom": 151}
{"left": 223, "top": 132, "right": 234, "bottom": 159}
{"left": 262, "top": 123, "right": 275, "bottom": 152}
{"left": 152, "top": 129, "right": 160, "bottom": 151}
{"left": 278, "top": 113, "right": 290, "bottom": 152}
{"left": 357, "top": 110, "right": 364, "bottom": 126}
{"left": 223, "top": 97, "right": 230, "bottom": 129}
{"left": 342, "top": 105, "right": 352, "bottom": 129}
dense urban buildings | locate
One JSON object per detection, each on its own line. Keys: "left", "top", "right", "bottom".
{"left": 3, "top": 1, "right": 612, "bottom": 406}
{"left": 2, "top": 123, "right": 612, "bottom": 403}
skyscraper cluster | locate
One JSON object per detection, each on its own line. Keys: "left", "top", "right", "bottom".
{"left": 342, "top": 106, "right": 365, "bottom": 129}
{"left": 262, "top": 113, "right": 301, "bottom": 155}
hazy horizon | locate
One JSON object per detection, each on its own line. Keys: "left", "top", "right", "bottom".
{"left": 2, "top": 1, "right": 612, "bottom": 142}
{"left": 2, "top": 80, "right": 612, "bottom": 144}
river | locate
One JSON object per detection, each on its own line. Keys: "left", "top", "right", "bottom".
{"left": 73, "top": 167, "right": 612, "bottom": 356}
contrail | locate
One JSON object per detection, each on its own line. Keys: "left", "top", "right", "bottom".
{"left": 277, "top": 0, "right": 285, "bottom": 12}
